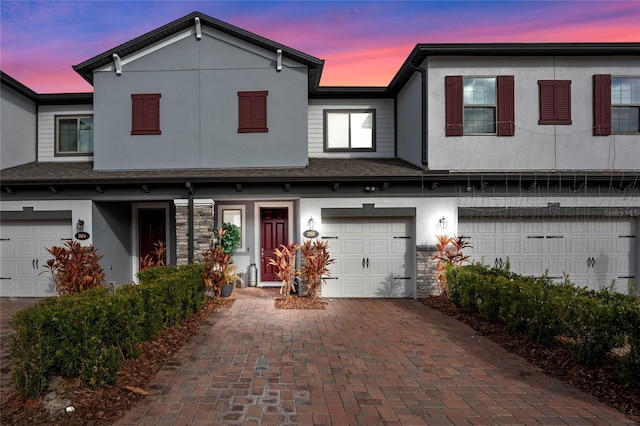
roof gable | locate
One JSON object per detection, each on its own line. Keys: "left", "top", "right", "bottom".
{"left": 73, "top": 11, "right": 325, "bottom": 93}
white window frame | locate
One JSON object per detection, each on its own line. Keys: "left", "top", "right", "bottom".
{"left": 324, "top": 109, "right": 376, "bottom": 151}
{"left": 611, "top": 76, "right": 640, "bottom": 135}
{"left": 217, "top": 204, "right": 246, "bottom": 252}
{"left": 463, "top": 77, "right": 497, "bottom": 135}
{"left": 55, "top": 115, "right": 94, "bottom": 155}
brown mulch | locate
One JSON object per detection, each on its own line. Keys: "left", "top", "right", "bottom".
{"left": 422, "top": 295, "right": 640, "bottom": 423}
{"left": 0, "top": 296, "right": 235, "bottom": 426}
{"left": 275, "top": 295, "right": 328, "bottom": 310}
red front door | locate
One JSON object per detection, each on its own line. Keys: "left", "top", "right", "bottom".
{"left": 260, "top": 208, "right": 288, "bottom": 281}
{"left": 139, "top": 208, "right": 166, "bottom": 269}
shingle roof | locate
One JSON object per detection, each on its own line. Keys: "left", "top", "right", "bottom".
{"left": 0, "top": 158, "right": 426, "bottom": 186}
{"left": 72, "top": 11, "right": 325, "bottom": 94}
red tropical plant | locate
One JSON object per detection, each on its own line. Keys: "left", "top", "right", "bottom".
{"left": 202, "top": 228, "right": 241, "bottom": 298}
{"left": 139, "top": 240, "right": 166, "bottom": 270}
{"left": 43, "top": 240, "right": 106, "bottom": 295}
{"left": 300, "top": 240, "right": 334, "bottom": 299}
{"left": 430, "top": 234, "right": 471, "bottom": 298}
{"left": 268, "top": 241, "right": 300, "bottom": 298}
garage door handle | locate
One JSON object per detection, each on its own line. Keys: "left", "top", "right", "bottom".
{"left": 0, "top": 277, "right": 10, "bottom": 280}
{"left": 618, "top": 276, "right": 635, "bottom": 279}
{"left": 61, "top": 238, "right": 72, "bottom": 241}
{"left": 366, "top": 258, "right": 369, "bottom": 268}
{"left": 494, "top": 258, "right": 504, "bottom": 268}
{"left": 362, "top": 258, "right": 365, "bottom": 268}
{"left": 546, "top": 236, "right": 563, "bottom": 239}
{"left": 527, "top": 236, "right": 544, "bottom": 239}
{"left": 587, "top": 257, "right": 596, "bottom": 268}
{"left": 397, "top": 277, "right": 411, "bottom": 280}
{"left": 393, "top": 236, "right": 410, "bottom": 239}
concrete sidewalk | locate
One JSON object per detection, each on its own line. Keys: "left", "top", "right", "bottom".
{"left": 115, "top": 288, "right": 634, "bottom": 425}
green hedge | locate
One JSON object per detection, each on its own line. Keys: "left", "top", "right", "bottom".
{"left": 9, "top": 264, "right": 206, "bottom": 398}
{"left": 445, "top": 264, "right": 640, "bottom": 387}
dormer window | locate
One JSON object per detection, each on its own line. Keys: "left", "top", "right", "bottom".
{"left": 55, "top": 116, "right": 93, "bottom": 155}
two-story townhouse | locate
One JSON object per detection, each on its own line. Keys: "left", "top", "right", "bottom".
{"left": 1, "top": 11, "right": 638, "bottom": 298}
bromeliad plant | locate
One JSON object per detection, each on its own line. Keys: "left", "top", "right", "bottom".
{"left": 43, "top": 240, "right": 106, "bottom": 295}
{"left": 202, "top": 228, "right": 241, "bottom": 298}
{"left": 268, "top": 241, "right": 300, "bottom": 298}
{"left": 430, "top": 234, "right": 471, "bottom": 299}
{"left": 300, "top": 240, "right": 334, "bottom": 299}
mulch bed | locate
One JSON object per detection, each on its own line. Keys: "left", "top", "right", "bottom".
{"left": 0, "top": 296, "right": 235, "bottom": 426}
{"left": 275, "top": 295, "right": 328, "bottom": 309}
{"left": 422, "top": 295, "right": 640, "bottom": 423}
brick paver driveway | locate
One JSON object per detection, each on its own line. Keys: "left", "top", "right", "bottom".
{"left": 112, "top": 287, "right": 632, "bottom": 425}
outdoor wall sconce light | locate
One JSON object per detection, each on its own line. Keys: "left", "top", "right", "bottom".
{"left": 76, "top": 219, "right": 84, "bottom": 232}
{"left": 365, "top": 186, "right": 376, "bottom": 192}
{"left": 439, "top": 216, "right": 448, "bottom": 229}
{"left": 308, "top": 217, "right": 315, "bottom": 230}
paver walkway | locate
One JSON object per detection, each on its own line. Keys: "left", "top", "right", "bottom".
{"left": 116, "top": 288, "right": 634, "bottom": 425}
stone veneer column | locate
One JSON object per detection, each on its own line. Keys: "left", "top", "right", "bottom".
{"left": 416, "top": 245, "right": 440, "bottom": 298}
{"left": 174, "top": 199, "right": 214, "bottom": 265}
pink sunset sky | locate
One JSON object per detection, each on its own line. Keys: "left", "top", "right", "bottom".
{"left": 1, "top": 1, "right": 639, "bottom": 93}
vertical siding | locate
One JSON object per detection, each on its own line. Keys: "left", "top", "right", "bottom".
{"left": 308, "top": 99, "right": 395, "bottom": 158}
{"left": 38, "top": 105, "right": 94, "bottom": 162}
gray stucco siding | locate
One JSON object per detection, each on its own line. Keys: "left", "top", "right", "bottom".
{"left": 92, "top": 29, "right": 308, "bottom": 170}
{"left": 1, "top": 85, "right": 36, "bottom": 169}
{"left": 424, "top": 56, "right": 640, "bottom": 172}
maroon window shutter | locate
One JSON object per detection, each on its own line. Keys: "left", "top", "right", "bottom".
{"left": 497, "top": 75, "right": 515, "bottom": 136}
{"left": 445, "top": 76, "right": 463, "bottom": 136}
{"left": 131, "top": 94, "right": 161, "bottom": 135}
{"left": 593, "top": 74, "right": 611, "bottom": 136}
{"left": 238, "top": 91, "right": 268, "bottom": 133}
{"left": 538, "top": 81, "right": 571, "bottom": 125}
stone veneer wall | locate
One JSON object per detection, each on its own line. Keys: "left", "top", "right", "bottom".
{"left": 416, "top": 245, "right": 440, "bottom": 298}
{"left": 175, "top": 199, "right": 214, "bottom": 265}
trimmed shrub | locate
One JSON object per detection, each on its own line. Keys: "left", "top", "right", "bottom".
{"left": 9, "top": 264, "right": 206, "bottom": 398}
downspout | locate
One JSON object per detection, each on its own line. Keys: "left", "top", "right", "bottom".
{"left": 411, "top": 65, "right": 428, "bottom": 167}
{"left": 188, "top": 191, "right": 194, "bottom": 264}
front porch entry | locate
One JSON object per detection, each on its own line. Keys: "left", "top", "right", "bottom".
{"left": 255, "top": 202, "right": 294, "bottom": 286}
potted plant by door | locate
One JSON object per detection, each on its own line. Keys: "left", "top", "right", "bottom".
{"left": 202, "top": 225, "right": 241, "bottom": 298}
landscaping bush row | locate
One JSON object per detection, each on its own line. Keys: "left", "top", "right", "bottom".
{"left": 445, "top": 264, "right": 640, "bottom": 388}
{"left": 9, "top": 264, "right": 206, "bottom": 399}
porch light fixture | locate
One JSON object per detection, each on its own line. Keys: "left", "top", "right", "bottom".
{"left": 141, "top": 185, "right": 150, "bottom": 193}
{"left": 235, "top": 183, "right": 242, "bottom": 192}
{"left": 308, "top": 217, "right": 315, "bottom": 230}
{"left": 49, "top": 186, "right": 58, "bottom": 194}
{"left": 381, "top": 182, "right": 389, "bottom": 191}
{"left": 284, "top": 183, "right": 290, "bottom": 192}
{"left": 439, "top": 216, "right": 448, "bottom": 229}
{"left": 365, "top": 186, "right": 375, "bottom": 192}
{"left": 76, "top": 219, "right": 84, "bottom": 233}
{"left": 333, "top": 183, "right": 340, "bottom": 191}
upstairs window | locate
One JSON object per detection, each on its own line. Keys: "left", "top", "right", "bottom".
{"left": 324, "top": 110, "right": 375, "bottom": 151}
{"left": 238, "top": 91, "right": 268, "bottom": 133}
{"left": 56, "top": 116, "right": 93, "bottom": 155}
{"left": 538, "top": 80, "right": 572, "bottom": 125}
{"left": 131, "top": 94, "right": 161, "bottom": 135}
{"left": 446, "top": 76, "right": 514, "bottom": 136}
{"left": 611, "top": 77, "right": 640, "bottom": 134}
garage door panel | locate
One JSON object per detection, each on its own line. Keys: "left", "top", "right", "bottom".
{"left": 321, "top": 217, "right": 412, "bottom": 298}
{"left": 0, "top": 220, "right": 71, "bottom": 297}
{"left": 462, "top": 218, "right": 635, "bottom": 292}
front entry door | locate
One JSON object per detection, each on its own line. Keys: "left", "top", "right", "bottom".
{"left": 139, "top": 208, "right": 166, "bottom": 269}
{"left": 260, "top": 208, "right": 288, "bottom": 282}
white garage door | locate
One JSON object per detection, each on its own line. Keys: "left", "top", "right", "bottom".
{"left": 459, "top": 218, "right": 636, "bottom": 292}
{"left": 320, "top": 217, "right": 413, "bottom": 298}
{"left": 0, "top": 220, "right": 72, "bottom": 297}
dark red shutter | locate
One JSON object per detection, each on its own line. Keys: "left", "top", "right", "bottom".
{"left": 593, "top": 74, "right": 611, "bottom": 136}
{"left": 497, "top": 75, "right": 515, "bottom": 136}
{"left": 445, "top": 76, "right": 463, "bottom": 136}
{"left": 131, "top": 94, "right": 161, "bottom": 135}
{"left": 538, "top": 81, "right": 571, "bottom": 125}
{"left": 238, "top": 91, "right": 268, "bottom": 133}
